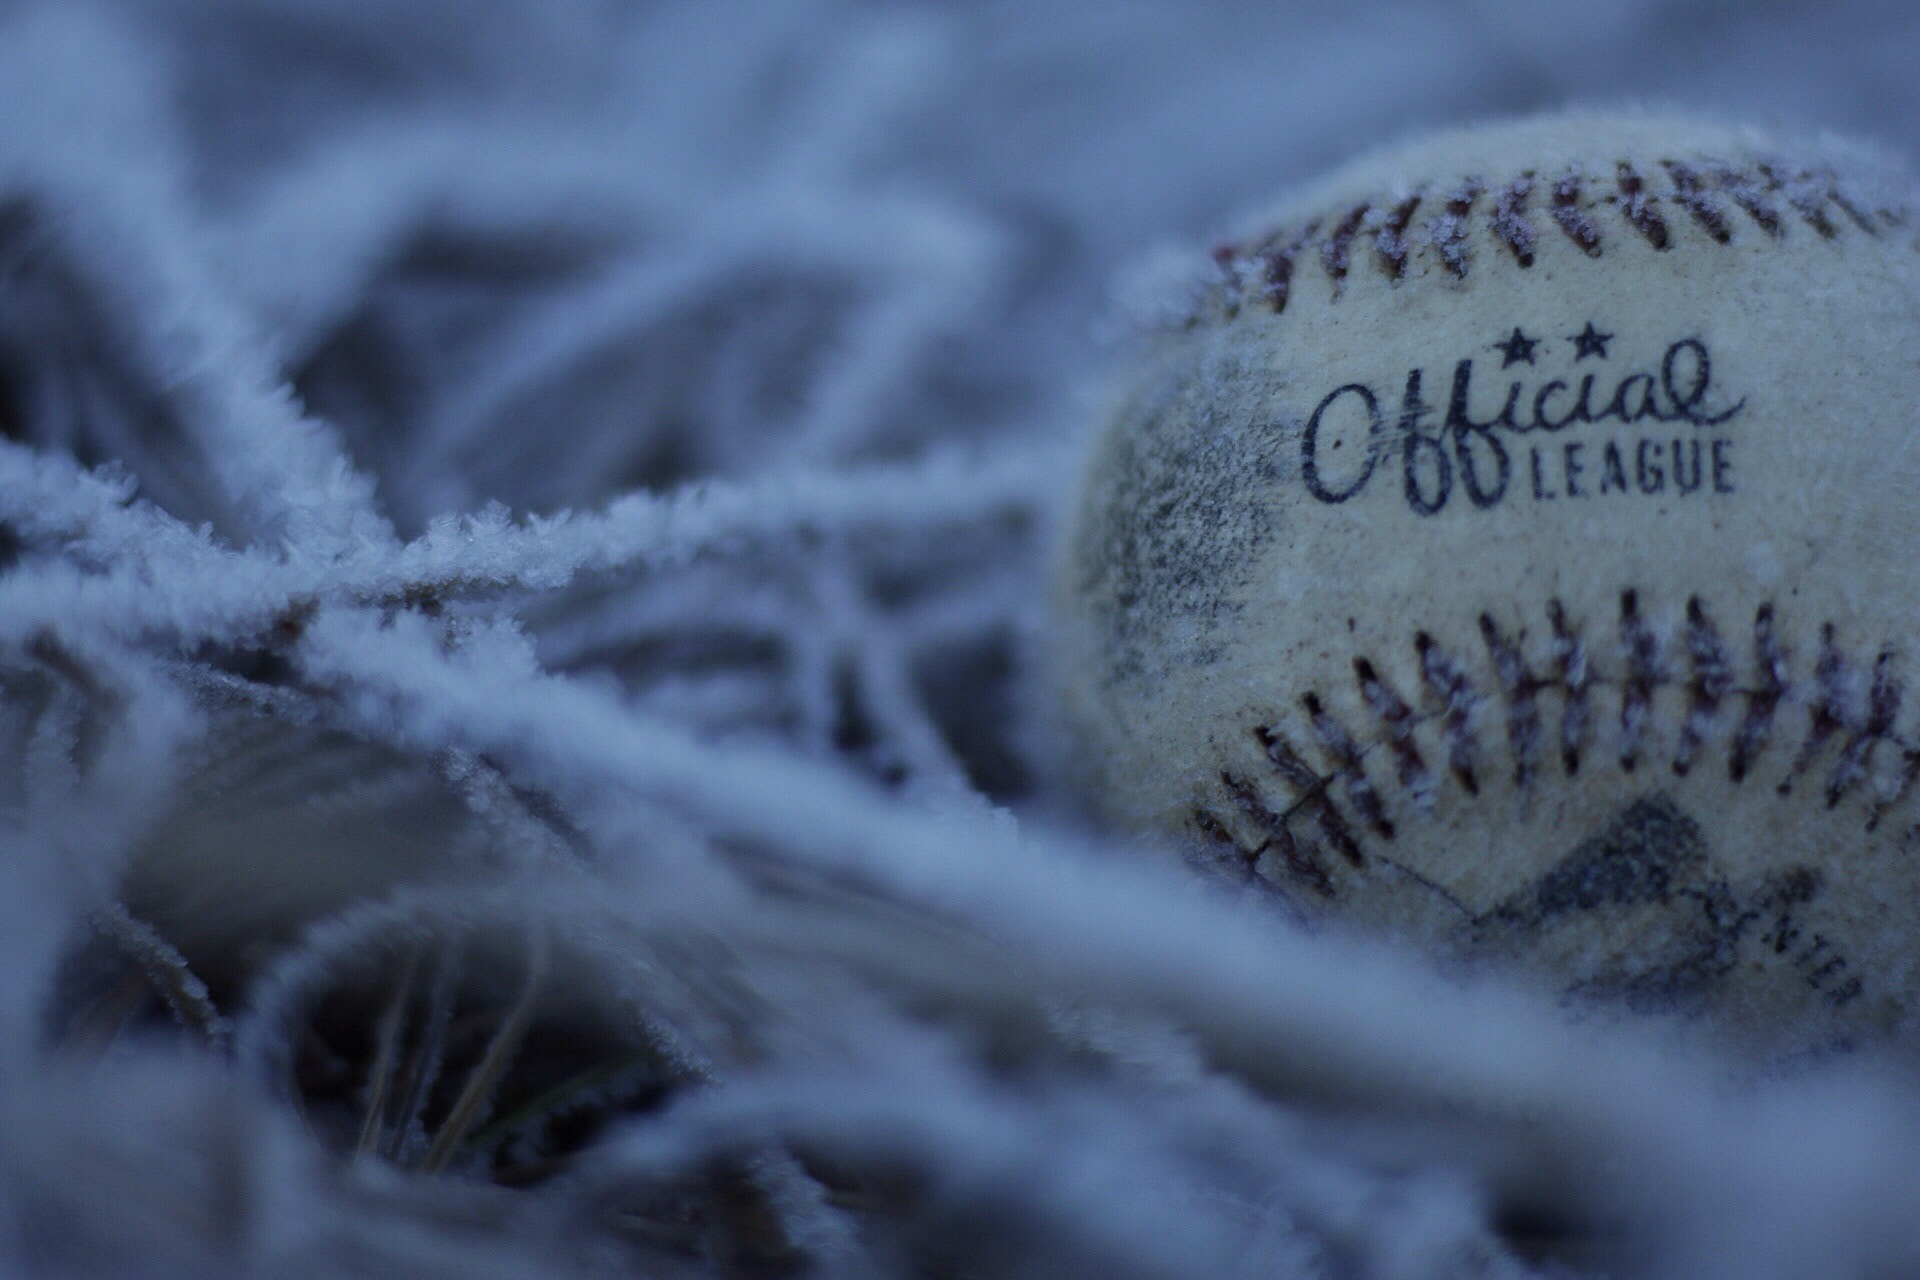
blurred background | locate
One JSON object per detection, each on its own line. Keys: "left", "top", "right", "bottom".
{"left": 77, "top": 0, "right": 1920, "bottom": 803}
{"left": 122, "top": 0, "right": 1920, "bottom": 529}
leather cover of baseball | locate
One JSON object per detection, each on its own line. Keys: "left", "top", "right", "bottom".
{"left": 1052, "top": 111, "right": 1920, "bottom": 1050}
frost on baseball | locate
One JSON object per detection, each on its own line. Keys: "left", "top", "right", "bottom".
{"left": 1052, "top": 112, "right": 1920, "bottom": 1049}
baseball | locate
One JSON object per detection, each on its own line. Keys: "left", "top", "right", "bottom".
{"left": 1051, "top": 111, "right": 1920, "bottom": 1050}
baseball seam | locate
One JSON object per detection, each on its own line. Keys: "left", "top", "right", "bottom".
{"left": 1193, "top": 592, "right": 1916, "bottom": 898}
{"left": 1202, "top": 160, "right": 1907, "bottom": 320}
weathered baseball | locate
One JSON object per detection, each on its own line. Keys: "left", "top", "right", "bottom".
{"left": 1052, "top": 112, "right": 1920, "bottom": 1050}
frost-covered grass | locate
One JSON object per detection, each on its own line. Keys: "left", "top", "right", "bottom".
{"left": 2, "top": 1, "right": 1920, "bottom": 1276}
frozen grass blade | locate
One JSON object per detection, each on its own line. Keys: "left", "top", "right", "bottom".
{"left": 90, "top": 902, "right": 226, "bottom": 1047}
{"left": 356, "top": 939, "right": 424, "bottom": 1159}
{"left": 387, "top": 937, "right": 463, "bottom": 1166}
{"left": 461, "top": 1048, "right": 657, "bottom": 1161}
{"left": 421, "top": 924, "right": 550, "bottom": 1174}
